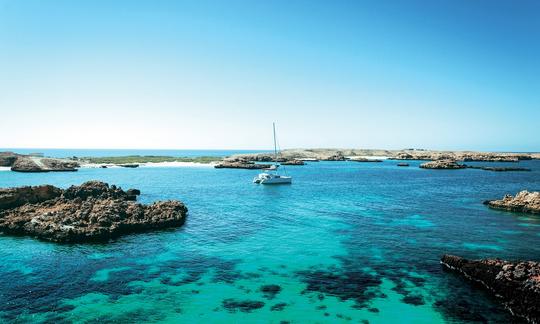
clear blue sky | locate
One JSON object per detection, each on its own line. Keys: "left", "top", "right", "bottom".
{"left": 0, "top": 0, "right": 538, "bottom": 151}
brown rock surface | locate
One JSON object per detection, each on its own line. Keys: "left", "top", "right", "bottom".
{"left": 0, "top": 181, "right": 187, "bottom": 243}
{"left": 0, "top": 185, "right": 63, "bottom": 210}
{"left": 441, "top": 254, "right": 540, "bottom": 323}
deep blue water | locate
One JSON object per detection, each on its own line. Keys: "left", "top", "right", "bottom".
{"left": 1, "top": 155, "right": 540, "bottom": 323}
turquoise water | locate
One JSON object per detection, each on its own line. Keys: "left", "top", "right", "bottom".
{"left": 1, "top": 156, "right": 540, "bottom": 323}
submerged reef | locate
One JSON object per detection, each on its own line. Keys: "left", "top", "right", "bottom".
{"left": 222, "top": 299, "right": 265, "bottom": 313}
{"left": 441, "top": 254, "right": 540, "bottom": 323}
{"left": 0, "top": 181, "right": 187, "bottom": 243}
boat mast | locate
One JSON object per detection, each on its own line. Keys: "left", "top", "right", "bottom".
{"left": 273, "top": 122, "right": 278, "bottom": 161}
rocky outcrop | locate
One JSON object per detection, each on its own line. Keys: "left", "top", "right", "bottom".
{"left": 462, "top": 156, "right": 519, "bottom": 162}
{"left": 119, "top": 164, "right": 139, "bottom": 168}
{"left": 11, "top": 156, "right": 79, "bottom": 172}
{"left": 322, "top": 154, "right": 347, "bottom": 161}
{"left": 227, "top": 149, "right": 538, "bottom": 163}
{"left": 350, "top": 158, "right": 383, "bottom": 162}
{"left": 62, "top": 181, "right": 139, "bottom": 201}
{"left": 0, "top": 152, "right": 18, "bottom": 167}
{"left": 214, "top": 161, "right": 271, "bottom": 169}
{"left": 419, "top": 160, "right": 466, "bottom": 169}
{"left": 281, "top": 160, "right": 305, "bottom": 165}
{"left": 441, "top": 254, "right": 540, "bottom": 323}
{"left": 390, "top": 151, "right": 532, "bottom": 162}
{"left": 0, "top": 181, "right": 187, "bottom": 243}
{"left": 484, "top": 191, "right": 540, "bottom": 214}
{"left": 0, "top": 185, "right": 63, "bottom": 210}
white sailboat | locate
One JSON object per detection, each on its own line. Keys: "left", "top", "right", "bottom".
{"left": 253, "top": 123, "right": 292, "bottom": 185}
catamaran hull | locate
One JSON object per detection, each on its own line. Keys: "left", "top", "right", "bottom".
{"left": 259, "top": 177, "right": 292, "bottom": 184}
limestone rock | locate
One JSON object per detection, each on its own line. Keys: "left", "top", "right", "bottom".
{"left": 11, "top": 156, "right": 79, "bottom": 172}
{"left": 484, "top": 191, "right": 540, "bottom": 214}
{"left": 419, "top": 160, "right": 466, "bottom": 169}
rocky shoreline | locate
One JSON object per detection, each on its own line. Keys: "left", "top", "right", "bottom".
{"left": 441, "top": 254, "right": 540, "bottom": 323}
{"left": 484, "top": 191, "right": 540, "bottom": 214}
{"left": 418, "top": 159, "right": 532, "bottom": 172}
{"left": 2, "top": 149, "right": 538, "bottom": 171}
{"left": 0, "top": 181, "right": 187, "bottom": 243}
{"left": 230, "top": 148, "right": 538, "bottom": 163}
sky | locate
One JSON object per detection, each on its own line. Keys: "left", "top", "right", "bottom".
{"left": 0, "top": 0, "right": 538, "bottom": 151}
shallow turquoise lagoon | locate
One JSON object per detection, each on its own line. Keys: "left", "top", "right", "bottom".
{"left": 1, "top": 158, "right": 540, "bottom": 323}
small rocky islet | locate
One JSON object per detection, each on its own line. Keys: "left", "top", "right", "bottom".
{"left": 484, "top": 191, "right": 540, "bottom": 214}
{"left": 0, "top": 181, "right": 187, "bottom": 243}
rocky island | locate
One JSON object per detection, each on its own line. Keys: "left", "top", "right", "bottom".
{"left": 0, "top": 181, "right": 187, "bottom": 243}
{"left": 484, "top": 191, "right": 540, "bottom": 214}
{"left": 419, "top": 160, "right": 466, "bottom": 169}
{"left": 214, "top": 157, "right": 271, "bottom": 169}
{"left": 441, "top": 254, "right": 540, "bottom": 323}
{"left": 0, "top": 152, "right": 79, "bottom": 172}
{"left": 225, "top": 148, "right": 538, "bottom": 166}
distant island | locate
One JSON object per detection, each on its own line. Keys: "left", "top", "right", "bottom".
{"left": 1, "top": 149, "right": 539, "bottom": 172}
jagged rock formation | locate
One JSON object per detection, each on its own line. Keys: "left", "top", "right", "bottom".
{"left": 419, "top": 160, "right": 466, "bottom": 169}
{"left": 441, "top": 254, "right": 540, "bottom": 323}
{"left": 0, "top": 185, "right": 63, "bottom": 210}
{"left": 0, "top": 181, "right": 187, "bottom": 243}
{"left": 484, "top": 191, "right": 540, "bottom": 214}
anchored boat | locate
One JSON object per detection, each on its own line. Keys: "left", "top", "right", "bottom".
{"left": 253, "top": 123, "right": 292, "bottom": 185}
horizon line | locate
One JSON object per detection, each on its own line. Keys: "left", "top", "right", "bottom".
{"left": 1, "top": 147, "right": 539, "bottom": 154}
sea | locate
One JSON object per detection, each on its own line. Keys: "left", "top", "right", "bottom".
{"left": 1, "top": 149, "right": 540, "bottom": 323}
